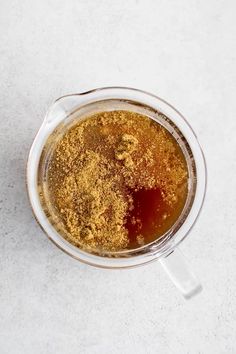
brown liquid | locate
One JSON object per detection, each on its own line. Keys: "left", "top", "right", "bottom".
{"left": 126, "top": 186, "right": 186, "bottom": 248}
{"left": 126, "top": 188, "right": 168, "bottom": 247}
{"left": 39, "top": 110, "right": 188, "bottom": 253}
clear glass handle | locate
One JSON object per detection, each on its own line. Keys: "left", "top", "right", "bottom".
{"left": 160, "top": 248, "right": 202, "bottom": 299}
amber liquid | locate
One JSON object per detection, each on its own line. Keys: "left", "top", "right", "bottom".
{"left": 39, "top": 109, "right": 188, "bottom": 253}
{"left": 126, "top": 186, "right": 186, "bottom": 248}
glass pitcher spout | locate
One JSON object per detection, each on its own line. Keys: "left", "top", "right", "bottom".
{"left": 44, "top": 94, "right": 86, "bottom": 126}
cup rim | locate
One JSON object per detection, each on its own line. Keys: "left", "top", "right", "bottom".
{"left": 27, "top": 86, "right": 207, "bottom": 268}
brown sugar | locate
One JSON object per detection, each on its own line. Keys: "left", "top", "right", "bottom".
{"left": 40, "top": 110, "right": 188, "bottom": 253}
{"left": 54, "top": 150, "right": 129, "bottom": 251}
{"left": 115, "top": 134, "right": 138, "bottom": 168}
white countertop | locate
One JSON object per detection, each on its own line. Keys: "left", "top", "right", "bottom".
{"left": 0, "top": 1, "right": 236, "bottom": 353}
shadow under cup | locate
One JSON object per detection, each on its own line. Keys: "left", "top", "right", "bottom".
{"left": 27, "top": 87, "right": 206, "bottom": 282}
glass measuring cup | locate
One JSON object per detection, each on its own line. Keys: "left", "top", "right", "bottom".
{"left": 27, "top": 87, "right": 207, "bottom": 299}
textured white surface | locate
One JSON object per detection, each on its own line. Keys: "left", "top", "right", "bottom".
{"left": 0, "top": 0, "right": 236, "bottom": 353}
